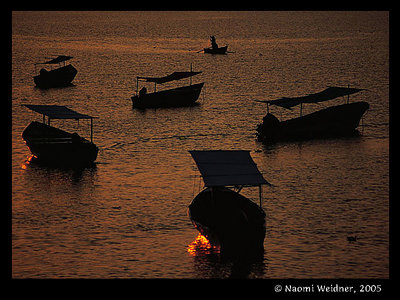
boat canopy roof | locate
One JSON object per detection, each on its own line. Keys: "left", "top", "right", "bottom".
{"left": 259, "top": 86, "right": 365, "bottom": 110}
{"left": 35, "top": 55, "right": 73, "bottom": 65}
{"left": 137, "top": 71, "right": 202, "bottom": 84}
{"left": 189, "top": 150, "right": 270, "bottom": 187}
{"left": 23, "top": 105, "right": 95, "bottom": 120}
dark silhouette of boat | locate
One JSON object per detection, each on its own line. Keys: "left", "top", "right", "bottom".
{"left": 255, "top": 86, "right": 369, "bottom": 143}
{"left": 33, "top": 55, "right": 77, "bottom": 89}
{"left": 204, "top": 45, "right": 228, "bottom": 54}
{"left": 203, "top": 36, "right": 228, "bottom": 54}
{"left": 22, "top": 105, "right": 98, "bottom": 167}
{"left": 188, "top": 150, "right": 271, "bottom": 257}
{"left": 131, "top": 68, "right": 204, "bottom": 108}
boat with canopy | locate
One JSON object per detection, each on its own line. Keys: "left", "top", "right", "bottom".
{"left": 255, "top": 86, "right": 370, "bottom": 143}
{"left": 33, "top": 55, "right": 77, "bottom": 88}
{"left": 22, "top": 104, "right": 98, "bottom": 167}
{"left": 188, "top": 150, "right": 271, "bottom": 256}
{"left": 131, "top": 66, "right": 204, "bottom": 108}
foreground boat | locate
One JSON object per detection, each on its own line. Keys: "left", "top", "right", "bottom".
{"left": 22, "top": 105, "right": 98, "bottom": 167}
{"left": 255, "top": 86, "right": 369, "bottom": 143}
{"left": 188, "top": 150, "right": 270, "bottom": 256}
{"left": 131, "top": 69, "right": 204, "bottom": 108}
{"left": 33, "top": 55, "right": 77, "bottom": 89}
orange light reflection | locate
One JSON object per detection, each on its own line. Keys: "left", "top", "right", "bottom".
{"left": 21, "top": 155, "right": 36, "bottom": 169}
{"left": 187, "top": 233, "right": 220, "bottom": 256}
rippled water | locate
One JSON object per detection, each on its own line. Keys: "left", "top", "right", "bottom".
{"left": 12, "top": 11, "right": 389, "bottom": 278}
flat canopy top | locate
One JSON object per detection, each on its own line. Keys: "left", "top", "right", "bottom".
{"left": 23, "top": 105, "right": 94, "bottom": 120}
{"left": 189, "top": 150, "right": 270, "bottom": 187}
{"left": 261, "top": 86, "right": 364, "bottom": 109}
{"left": 36, "top": 55, "right": 73, "bottom": 65}
{"left": 138, "top": 71, "right": 202, "bottom": 84}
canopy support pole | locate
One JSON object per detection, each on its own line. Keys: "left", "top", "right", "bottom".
{"left": 347, "top": 84, "right": 350, "bottom": 104}
{"left": 90, "top": 118, "right": 93, "bottom": 143}
{"left": 190, "top": 63, "right": 193, "bottom": 86}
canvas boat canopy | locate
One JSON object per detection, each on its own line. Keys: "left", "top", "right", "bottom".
{"left": 257, "top": 86, "right": 365, "bottom": 110}
{"left": 35, "top": 55, "right": 73, "bottom": 65}
{"left": 23, "top": 104, "right": 96, "bottom": 142}
{"left": 189, "top": 150, "right": 270, "bottom": 187}
{"left": 137, "top": 71, "right": 202, "bottom": 84}
{"left": 23, "top": 105, "right": 94, "bottom": 120}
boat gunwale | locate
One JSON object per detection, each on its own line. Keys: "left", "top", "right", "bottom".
{"left": 133, "top": 82, "right": 204, "bottom": 97}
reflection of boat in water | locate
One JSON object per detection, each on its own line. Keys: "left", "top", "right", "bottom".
{"left": 33, "top": 55, "right": 77, "bottom": 89}
{"left": 131, "top": 67, "right": 204, "bottom": 108}
{"left": 188, "top": 150, "right": 270, "bottom": 256}
{"left": 22, "top": 105, "right": 98, "bottom": 168}
{"left": 203, "top": 36, "right": 228, "bottom": 54}
{"left": 255, "top": 86, "right": 369, "bottom": 143}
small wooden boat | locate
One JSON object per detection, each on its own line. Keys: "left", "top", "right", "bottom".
{"left": 203, "top": 36, "right": 228, "bottom": 54}
{"left": 188, "top": 150, "right": 271, "bottom": 256}
{"left": 22, "top": 105, "right": 98, "bottom": 167}
{"left": 131, "top": 67, "right": 204, "bottom": 109}
{"left": 204, "top": 45, "right": 228, "bottom": 54}
{"left": 33, "top": 55, "right": 77, "bottom": 89}
{"left": 255, "top": 86, "right": 369, "bottom": 143}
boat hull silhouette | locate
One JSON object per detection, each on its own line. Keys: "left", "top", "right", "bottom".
{"left": 204, "top": 45, "right": 228, "bottom": 54}
{"left": 22, "top": 121, "right": 98, "bottom": 167}
{"left": 257, "top": 101, "right": 369, "bottom": 143}
{"left": 131, "top": 82, "right": 204, "bottom": 108}
{"left": 188, "top": 187, "right": 266, "bottom": 254}
{"left": 34, "top": 64, "right": 77, "bottom": 89}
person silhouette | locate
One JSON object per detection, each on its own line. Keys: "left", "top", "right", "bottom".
{"left": 139, "top": 86, "right": 147, "bottom": 97}
{"left": 210, "top": 36, "right": 218, "bottom": 49}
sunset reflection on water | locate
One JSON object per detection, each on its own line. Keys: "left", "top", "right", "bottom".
{"left": 187, "top": 233, "right": 220, "bottom": 256}
{"left": 12, "top": 11, "right": 388, "bottom": 279}
{"left": 21, "top": 155, "right": 36, "bottom": 169}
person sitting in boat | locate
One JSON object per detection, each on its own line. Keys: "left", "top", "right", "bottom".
{"left": 139, "top": 86, "right": 147, "bottom": 97}
{"left": 210, "top": 36, "right": 218, "bottom": 49}
{"left": 39, "top": 68, "right": 48, "bottom": 76}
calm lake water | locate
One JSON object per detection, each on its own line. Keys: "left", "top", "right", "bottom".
{"left": 11, "top": 11, "right": 389, "bottom": 279}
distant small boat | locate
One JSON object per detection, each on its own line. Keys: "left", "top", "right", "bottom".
{"left": 188, "top": 150, "right": 271, "bottom": 256}
{"left": 22, "top": 104, "right": 98, "bottom": 167}
{"left": 204, "top": 45, "right": 228, "bottom": 54}
{"left": 203, "top": 35, "right": 228, "bottom": 54}
{"left": 347, "top": 236, "right": 358, "bottom": 242}
{"left": 255, "top": 86, "right": 370, "bottom": 143}
{"left": 33, "top": 55, "right": 77, "bottom": 89}
{"left": 131, "top": 67, "right": 204, "bottom": 108}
